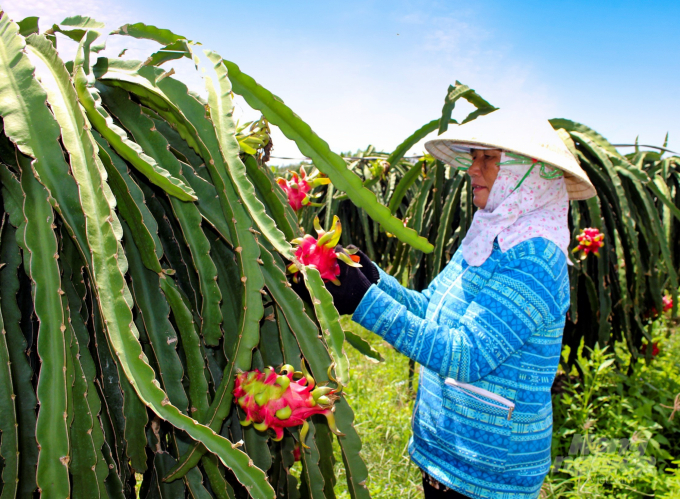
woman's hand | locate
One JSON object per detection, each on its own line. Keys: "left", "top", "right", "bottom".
{"left": 289, "top": 245, "right": 377, "bottom": 316}
{"left": 324, "top": 248, "right": 372, "bottom": 316}
{"left": 345, "top": 245, "right": 380, "bottom": 285}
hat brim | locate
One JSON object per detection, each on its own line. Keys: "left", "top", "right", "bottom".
{"left": 423, "top": 110, "right": 597, "bottom": 201}
{"left": 425, "top": 139, "right": 596, "bottom": 201}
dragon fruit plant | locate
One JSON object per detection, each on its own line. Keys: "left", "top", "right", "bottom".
{"left": 572, "top": 227, "right": 605, "bottom": 259}
{"left": 287, "top": 216, "right": 361, "bottom": 285}
{"left": 0, "top": 12, "right": 390, "bottom": 497}
{"left": 277, "top": 167, "right": 331, "bottom": 212}
{"left": 234, "top": 363, "right": 344, "bottom": 447}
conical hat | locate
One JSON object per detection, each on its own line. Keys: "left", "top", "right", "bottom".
{"left": 424, "top": 109, "right": 596, "bottom": 200}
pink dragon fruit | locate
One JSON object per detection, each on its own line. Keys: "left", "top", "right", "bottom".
{"left": 233, "top": 363, "right": 344, "bottom": 448}
{"left": 644, "top": 294, "right": 673, "bottom": 319}
{"left": 572, "top": 227, "right": 605, "bottom": 259}
{"left": 287, "top": 216, "right": 361, "bottom": 285}
{"left": 663, "top": 294, "right": 673, "bottom": 313}
{"left": 276, "top": 167, "right": 330, "bottom": 212}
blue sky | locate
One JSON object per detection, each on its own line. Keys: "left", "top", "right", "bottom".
{"left": 11, "top": 0, "right": 680, "bottom": 160}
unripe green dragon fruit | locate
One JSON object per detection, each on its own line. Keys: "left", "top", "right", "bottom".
{"left": 287, "top": 216, "right": 361, "bottom": 285}
{"left": 233, "top": 363, "right": 344, "bottom": 447}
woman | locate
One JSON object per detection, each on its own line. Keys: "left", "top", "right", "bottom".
{"left": 324, "top": 110, "right": 596, "bottom": 499}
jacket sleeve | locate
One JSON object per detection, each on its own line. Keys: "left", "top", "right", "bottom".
{"left": 372, "top": 265, "right": 437, "bottom": 319}
{"left": 353, "top": 247, "right": 568, "bottom": 382}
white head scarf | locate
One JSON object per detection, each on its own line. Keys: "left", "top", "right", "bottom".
{"left": 461, "top": 152, "right": 571, "bottom": 266}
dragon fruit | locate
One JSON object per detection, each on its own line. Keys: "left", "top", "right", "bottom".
{"left": 572, "top": 227, "right": 605, "bottom": 259}
{"left": 233, "top": 363, "right": 344, "bottom": 448}
{"left": 663, "top": 294, "right": 673, "bottom": 313}
{"left": 644, "top": 294, "right": 673, "bottom": 319}
{"left": 641, "top": 342, "right": 660, "bottom": 358}
{"left": 287, "top": 216, "right": 361, "bottom": 285}
{"left": 276, "top": 167, "right": 330, "bottom": 212}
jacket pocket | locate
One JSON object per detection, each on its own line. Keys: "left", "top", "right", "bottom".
{"left": 410, "top": 371, "right": 442, "bottom": 445}
{"left": 436, "top": 378, "right": 514, "bottom": 473}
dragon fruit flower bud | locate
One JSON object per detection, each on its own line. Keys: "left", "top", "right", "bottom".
{"left": 287, "top": 216, "right": 363, "bottom": 285}
{"left": 276, "top": 166, "right": 331, "bottom": 212}
{"left": 572, "top": 227, "right": 605, "bottom": 260}
{"left": 233, "top": 362, "right": 344, "bottom": 449}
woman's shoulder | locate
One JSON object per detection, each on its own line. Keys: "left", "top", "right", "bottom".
{"left": 500, "top": 237, "right": 568, "bottom": 276}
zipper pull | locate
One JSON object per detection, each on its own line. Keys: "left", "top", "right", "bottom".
{"left": 507, "top": 407, "right": 514, "bottom": 420}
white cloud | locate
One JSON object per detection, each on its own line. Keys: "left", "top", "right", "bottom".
{"left": 243, "top": 9, "right": 560, "bottom": 163}
{"left": 6, "top": 1, "right": 560, "bottom": 163}
{"left": 11, "top": 0, "right": 673, "bottom": 163}
{"left": 6, "top": 0, "right": 155, "bottom": 70}
{"left": 5, "top": 0, "right": 128, "bottom": 33}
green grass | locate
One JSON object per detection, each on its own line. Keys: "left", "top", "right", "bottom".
{"left": 332, "top": 317, "right": 423, "bottom": 498}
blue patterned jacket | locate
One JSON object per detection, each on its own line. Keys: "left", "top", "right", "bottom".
{"left": 353, "top": 237, "right": 569, "bottom": 499}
